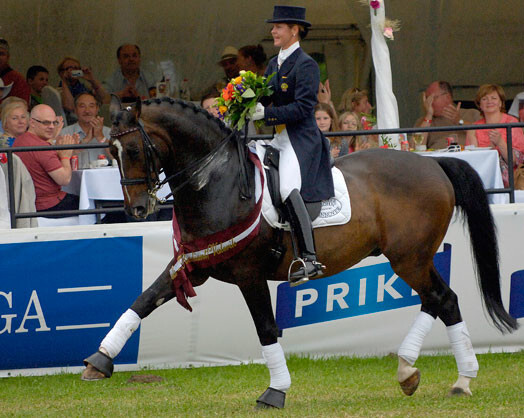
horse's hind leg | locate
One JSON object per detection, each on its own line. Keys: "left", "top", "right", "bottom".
{"left": 430, "top": 268, "right": 478, "bottom": 396}
{"left": 397, "top": 266, "right": 478, "bottom": 396}
{"left": 81, "top": 263, "right": 176, "bottom": 381}
{"left": 237, "top": 279, "right": 290, "bottom": 409}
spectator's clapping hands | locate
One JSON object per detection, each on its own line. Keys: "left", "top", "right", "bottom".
{"left": 442, "top": 101, "right": 462, "bottom": 124}
{"left": 90, "top": 116, "right": 106, "bottom": 142}
{"left": 318, "top": 80, "right": 331, "bottom": 104}
{"left": 54, "top": 116, "right": 64, "bottom": 137}
{"left": 422, "top": 92, "right": 435, "bottom": 119}
{"left": 330, "top": 145, "right": 340, "bottom": 158}
{"left": 488, "top": 129, "right": 503, "bottom": 148}
{"left": 56, "top": 133, "right": 79, "bottom": 160}
{"left": 118, "top": 84, "right": 139, "bottom": 100}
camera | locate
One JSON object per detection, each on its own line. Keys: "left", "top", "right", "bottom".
{"left": 71, "top": 69, "right": 84, "bottom": 77}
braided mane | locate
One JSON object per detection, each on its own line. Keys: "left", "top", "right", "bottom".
{"left": 141, "top": 97, "right": 233, "bottom": 137}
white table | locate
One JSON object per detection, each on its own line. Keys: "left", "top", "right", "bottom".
{"left": 63, "top": 167, "right": 171, "bottom": 224}
{"left": 422, "top": 149, "right": 507, "bottom": 204}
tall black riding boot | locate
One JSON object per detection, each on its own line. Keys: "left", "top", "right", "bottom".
{"left": 284, "top": 189, "right": 325, "bottom": 286}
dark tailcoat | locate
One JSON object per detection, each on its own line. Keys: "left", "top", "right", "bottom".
{"left": 262, "top": 48, "right": 334, "bottom": 202}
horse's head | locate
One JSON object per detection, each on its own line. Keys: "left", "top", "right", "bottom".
{"left": 109, "top": 95, "right": 165, "bottom": 219}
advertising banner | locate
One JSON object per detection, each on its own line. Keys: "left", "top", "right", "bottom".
{"left": 1, "top": 206, "right": 523, "bottom": 376}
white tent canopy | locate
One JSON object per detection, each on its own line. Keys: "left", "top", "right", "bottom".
{"left": 1, "top": 0, "right": 523, "bottom": 126}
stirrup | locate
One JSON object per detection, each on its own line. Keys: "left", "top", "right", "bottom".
{"left": 287, "top": 258, "right": 325, "bottom": 287}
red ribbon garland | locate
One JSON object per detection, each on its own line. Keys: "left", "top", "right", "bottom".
{"left": 170, "top": 151, "right": 264, "bottom": 311}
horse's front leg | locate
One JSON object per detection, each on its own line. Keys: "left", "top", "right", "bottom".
{"left": 81, "top": 260, "right": 178, "bottom": 381}
{"left": 237, "top": 278, "right": 290, "bottom": 409}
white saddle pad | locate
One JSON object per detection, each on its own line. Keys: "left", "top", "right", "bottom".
{"left": 253, "top": 145, "right": 351, "bottom": 230}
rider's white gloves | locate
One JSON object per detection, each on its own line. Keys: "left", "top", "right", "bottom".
{"left": 252, "top": 102, "right": 265, "bottom": 121}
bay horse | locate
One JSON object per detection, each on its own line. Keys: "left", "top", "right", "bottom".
{"left": 81, "top": 96, "right": 518, "bottom": 408}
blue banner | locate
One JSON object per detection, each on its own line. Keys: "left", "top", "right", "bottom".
{"left": 276, "top": 244, "right": 451, "bottom": 330}
{"left": 0, "top": 237, "right": 142, "bottom": 370}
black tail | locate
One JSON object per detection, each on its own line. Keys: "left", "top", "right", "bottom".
{"left": 436, "top": 157, "right": 518, "bottom": 333}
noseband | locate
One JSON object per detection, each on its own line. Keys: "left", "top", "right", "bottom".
{"left": 110, "top": 115, "right": 236, "bottom": 203}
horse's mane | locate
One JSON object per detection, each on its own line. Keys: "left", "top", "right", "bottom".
{"left": 141, "top": 97, "right": 233, "bottom": 139}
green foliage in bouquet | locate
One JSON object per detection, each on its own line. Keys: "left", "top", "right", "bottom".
{"left": 216, "top": 70, "right": 275, "bottom": 130}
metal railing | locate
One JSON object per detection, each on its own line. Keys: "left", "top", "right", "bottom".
{"left": 2, "top": 122, "right": 524, "bottom": 228}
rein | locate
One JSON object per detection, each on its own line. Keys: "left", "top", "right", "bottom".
{"left": 111, "top": 118, "right": 239, "bottom": 202}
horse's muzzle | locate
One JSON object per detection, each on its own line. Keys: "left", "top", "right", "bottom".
{"left": 128, "top": 195, "right": 157, "bottom": 219}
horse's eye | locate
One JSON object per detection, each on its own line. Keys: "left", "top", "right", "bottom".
{"left": 126, "top": 143, "right": 140, "bottom": 159}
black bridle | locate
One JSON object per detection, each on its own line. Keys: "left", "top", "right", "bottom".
{"left": 110, "top": 119, "right": 238, "bottom": 202}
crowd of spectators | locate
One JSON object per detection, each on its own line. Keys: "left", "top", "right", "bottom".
{"left": 1, "top": 35, "right": 524, "bottom": 225}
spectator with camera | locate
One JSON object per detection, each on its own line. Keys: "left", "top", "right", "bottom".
{"left": 57, "top": 56, "right": 109, "bottom": 124}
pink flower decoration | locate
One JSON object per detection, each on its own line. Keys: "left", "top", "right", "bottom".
{"left": 370, "top": 0, "right": 380, "bottom": 9}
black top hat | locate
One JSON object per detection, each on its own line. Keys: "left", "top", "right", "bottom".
{"left": 266, "top": 6, "right": 311, "bottom": 28}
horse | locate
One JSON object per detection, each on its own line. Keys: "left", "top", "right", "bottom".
{"left": 81, "top": 96, "right": 518, "bottom": 408}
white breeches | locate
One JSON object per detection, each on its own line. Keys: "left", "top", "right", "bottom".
{"left": 270, "top": 128, "right": 301, "bottom": 202}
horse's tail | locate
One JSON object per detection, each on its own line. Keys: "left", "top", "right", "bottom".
{"left": 435, "top": 157, "right": 518, "bottom": 334}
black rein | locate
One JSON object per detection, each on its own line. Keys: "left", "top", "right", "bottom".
{"left": 110, "top": 120, "right": 241, "bottom": 202}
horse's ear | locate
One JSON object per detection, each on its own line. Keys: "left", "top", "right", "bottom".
{"left": 109, "top": 94, "right": 122, "bottom": 121}
{"left": 132, "top": 97, "right": 142, "bottom": 120}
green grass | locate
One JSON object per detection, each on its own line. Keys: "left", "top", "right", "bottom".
{"left": 0, "top": 352, "right": 523, "bottom": 417}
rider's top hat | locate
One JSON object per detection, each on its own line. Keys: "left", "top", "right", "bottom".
{"left": 266, "top": 6, "right": 311, "bottom": 28}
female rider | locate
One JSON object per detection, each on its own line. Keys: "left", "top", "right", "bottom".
{"left": 252, "top": 5, "right": 334, "bottom": 285}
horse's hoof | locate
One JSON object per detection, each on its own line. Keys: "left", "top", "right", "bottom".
{"left": 81, "top": 363, "right": 106, "bottom": 381}
{"left": 399, "top": 368, "right": 421, "bottom": 396}
{"left": 448, "top": 386, "right": 472, "bottom": 397}
{"left": 256, "top": 387, "right": 286, "bottom": 409}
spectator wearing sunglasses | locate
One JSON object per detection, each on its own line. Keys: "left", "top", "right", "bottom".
{"left": 13, "top": 104, "right": 80, "bottom": 216}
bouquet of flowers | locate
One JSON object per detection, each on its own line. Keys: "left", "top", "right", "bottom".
{"left": 216, "top": 70, "right": 275, "bottom": 130}
{"left": 360, "top": 112, "right": 376, "bottom": 130}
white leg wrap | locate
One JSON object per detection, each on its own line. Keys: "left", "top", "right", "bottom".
{"left": 261, "top": 342, "right": 291, "bottom": 392}
{"left": 446, "top": 321, "right": 479, "bottom": 378}
{"left": 100, "top": 309, "right": 141, "bottom": 359}
{"left": 398, "top": 311, "right": 435, "bottom": 365}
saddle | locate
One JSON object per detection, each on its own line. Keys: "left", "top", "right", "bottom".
{"left": 263, "top": 145, "right": 322, "bottom": 222}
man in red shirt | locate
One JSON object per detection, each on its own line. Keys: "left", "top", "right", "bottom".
{"left": 13, "top": 104, "right": 79, "bottom": 217}
{"left": 0, "top": 38, "right": 30, "bottom": 105}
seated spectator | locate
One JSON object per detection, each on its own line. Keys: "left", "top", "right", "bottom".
{"left": 414, "top": 81, "right": 480, "bottom": 149}
{"left": 508, "top": 90, "right": 524, "bottom": 121}
{"left": 0, "top": 97, "right": 28, "bottom": 147}
{"left": 103, "top": 44, "right": 158, "bottom": 102}
{"left": 237, "top": 45, "right": 267, "bottom": 75}
{"left": 26, "top": 65, "right": 49, "bottom": 110}
{"left": 339, "top": 111, "right": 372, "bottom": 156}
{"left": 466, "top": 84, "right": 524, "bottom": 187}
{"left": 338, "top": 87, "right": 373, "bottom": 116}
{"left": 200, "top": 88, "right": 220, "bottom": 118}
{"left": 13, "top": 104, "right": 79, "bottom": 217}
{"left": 314, "top": 103, "right": 341, "bottom": 158}
{"left": 0, "top": 38, "right": 30, "bottom": 105}
{"left": 61, "top": 92, "right": 111, "bottom": 168}
{"left": 215, "top": 46, "right": 239, "bottom": 91}
{"left": 57, "top": 56, "right": 109, "bottom": 124}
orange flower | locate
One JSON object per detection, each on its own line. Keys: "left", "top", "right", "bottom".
{"left": 233, "top": 76, "right": 243, "bottom": 85}
{"left": 222, "top": 83, "right": 234, "bottom": 101}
